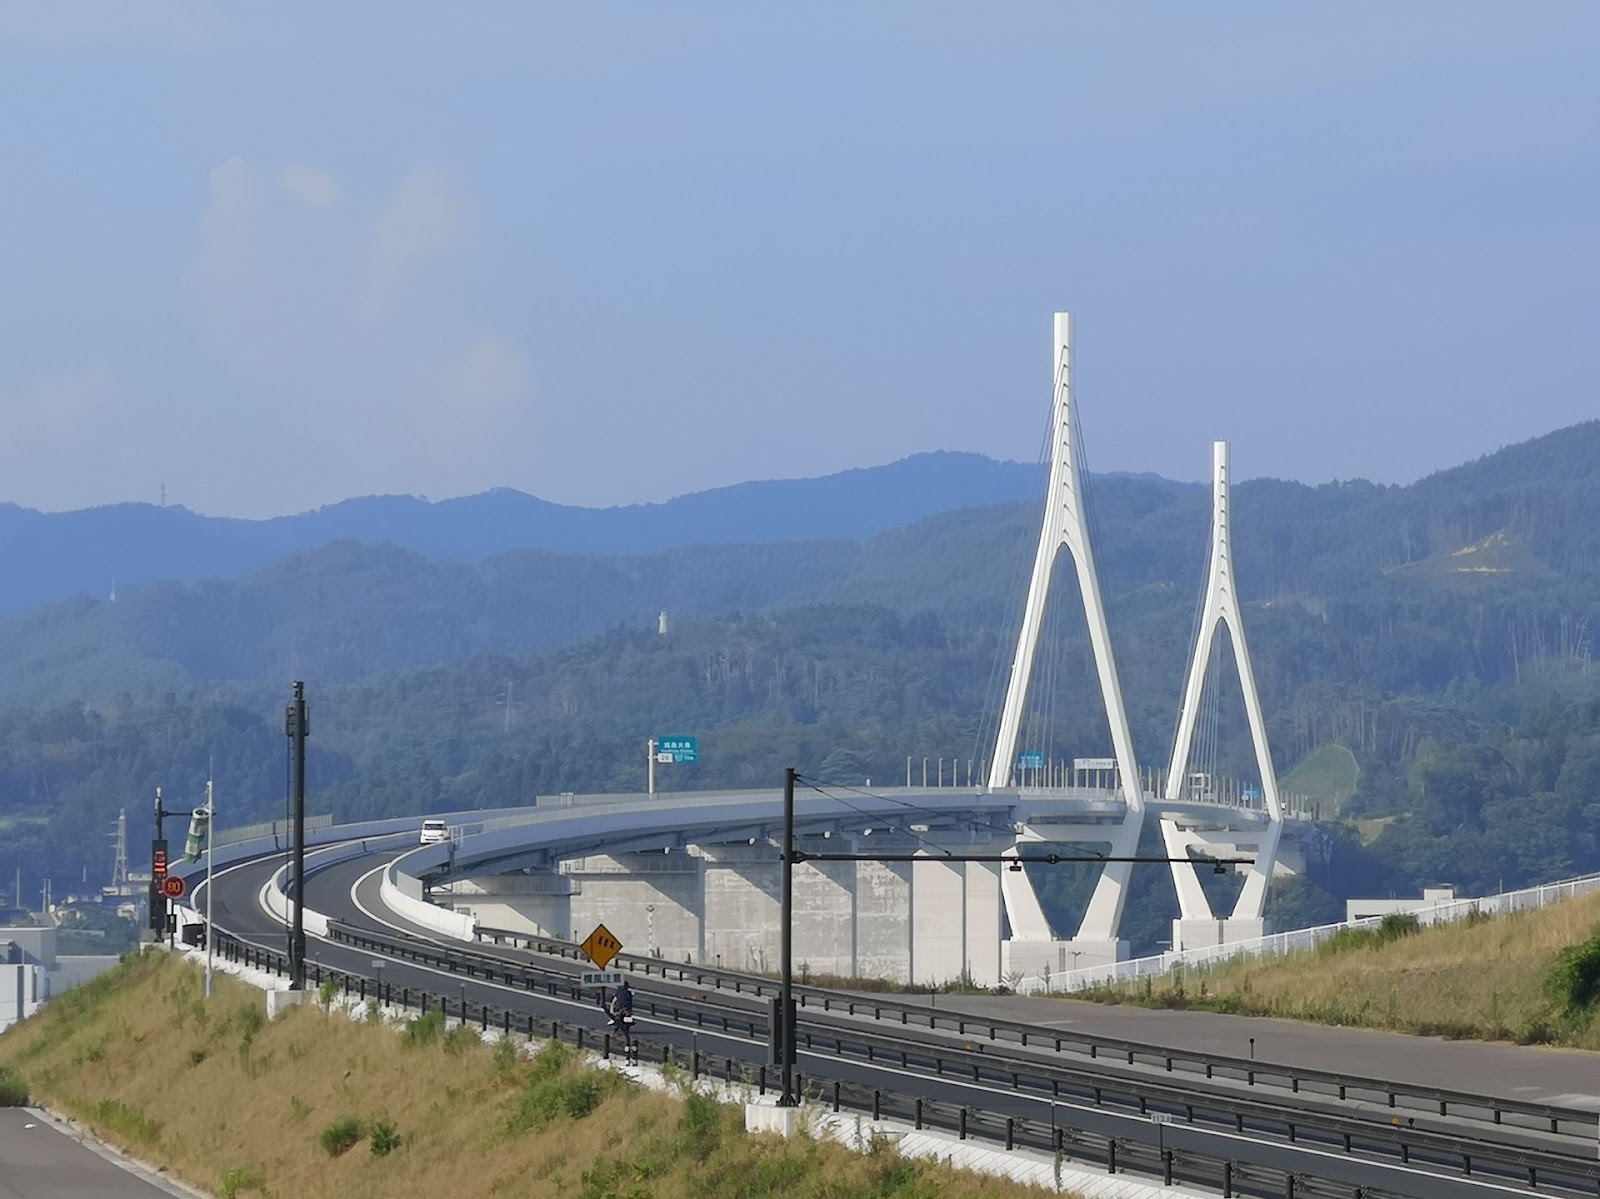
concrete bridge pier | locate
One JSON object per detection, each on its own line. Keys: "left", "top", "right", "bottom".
{"left": 999, "top": 818, "right": 1134, "bottom": 985}
{"left": 438, "top": 871, "right": 575, "bottom": 938}
{"left": 698, "top": 839, "right": 867, "bottom": 978}
{"left": 564, "top": 852, "right": 703, "bottom": 961}
{"left": 909, "top": 849, "right": 1002, "bottom": 987}
{"left": 1162, "top": 821, "right": 1288, "bottom": 951}
{"left": 695, "top": 832, "right": 1009, "bottom": 987}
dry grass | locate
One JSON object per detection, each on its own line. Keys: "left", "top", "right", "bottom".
{"left": 1081, "top": 891, "right": 1600, "bottom": 1047}
{"left": 0, "top": 952, "right": 1072, "bottom": 1199}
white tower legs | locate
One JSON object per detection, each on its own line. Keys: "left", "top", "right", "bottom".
{"left": 992, "top": 313, "right": 1142, "bottom": 972}
{"left": 1161, "top": 442, "right": 1285, "bottom": 951}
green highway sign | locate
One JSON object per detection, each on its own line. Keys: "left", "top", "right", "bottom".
{"left": 657, "top": 736, "right": 698, "bottom": 764}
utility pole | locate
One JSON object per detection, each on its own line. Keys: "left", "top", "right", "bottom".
{"left": 204, "top": 778, "right": 216, "bottom": 999}
{"left": 647, "top": 739, "right": 657, "bottom": 796}
{"left": 778, "top": 766, "right": 797, "bottom": 1107}
{"left": 771, "top": 768, "right": 1251, "bottom": 1111}
{"left": 285, "top": 681, "right": 309, "bottom": 990}
{"left": 150, "top": 788, "right": 167, "bottom": 938}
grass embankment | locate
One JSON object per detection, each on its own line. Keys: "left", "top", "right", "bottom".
{"left": 1280, "top": 744, "right": 1359, "bottom": 817}
{"left": 1076, "top": 890, "right": 1600, "bottom": 1048}
{"left": 0, "top": 952, "right": 1068, "bottom": 1199}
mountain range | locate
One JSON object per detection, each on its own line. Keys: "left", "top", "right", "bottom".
{"left": 5, "top": 420, "right": 1600, "bottom": 943}
{"left": 0, "top": 451, "right": 1049, "bottom": 618}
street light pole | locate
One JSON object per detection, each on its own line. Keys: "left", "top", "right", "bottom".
{"left": 286, "top": 681, "right": 309, "bottom": 991}
{"left": 204, "top": 778, "right": 215, "bottom": 999}
{"left": 779, "top": 765, "right": 797, "bottom": 1107}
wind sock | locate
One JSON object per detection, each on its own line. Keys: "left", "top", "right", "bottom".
{"left": 182, "top": 804, "right": 211, "bottom": 863}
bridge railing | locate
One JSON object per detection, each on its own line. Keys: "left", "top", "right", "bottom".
{"left": 213, "top": 814, "right": 334, "bottom": 848}
{"left": 1023, "top": 868, "right": 1600, "bottom": 995}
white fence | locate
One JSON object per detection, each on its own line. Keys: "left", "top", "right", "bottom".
{"left": 1020, "top": 869, "right": 1600, "bottom": 995}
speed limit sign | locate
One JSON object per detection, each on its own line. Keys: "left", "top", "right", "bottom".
{"left": 161, "top": 876, "right": 186, "bottom": 899}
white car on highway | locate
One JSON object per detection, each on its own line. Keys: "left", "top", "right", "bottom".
{"left": 418, "top": 818, "right": 450, "bottom": 845}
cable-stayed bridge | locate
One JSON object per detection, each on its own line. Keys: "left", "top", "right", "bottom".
{"left": 365, "top": 312, "right": 1309, "bottom": 987}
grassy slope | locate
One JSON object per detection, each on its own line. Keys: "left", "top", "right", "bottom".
{"left": 1280, "top": 744, "right": 1360, "bottom": 815}
{"left": 0, "top": 953, "right": 1066, "bottom": 1199}
{"left": 1081, "top": 889, "right": 1600, "bottom": 1048}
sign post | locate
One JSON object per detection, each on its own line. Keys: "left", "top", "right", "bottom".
{"left": 648, "top": 736, "right": 697, "bottom": 795}
{"left": 149, "top": 838, "right": 169, "bottom": 932}
{"left": 203, "top": 779, "right": 216, "bottom": 999}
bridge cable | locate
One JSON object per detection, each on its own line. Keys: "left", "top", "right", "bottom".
{"left": 971, "top": 403, "right": 1055, "bottom": 783}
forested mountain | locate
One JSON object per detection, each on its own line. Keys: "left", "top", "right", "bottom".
{"left": 4, "top": 421, "right": 1600, "bottom": 954}
{"left": 0, "top": 450, "right": 1040, "bottom": 617}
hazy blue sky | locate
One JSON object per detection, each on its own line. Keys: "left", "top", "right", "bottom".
{"left": 1, "top": 4, "right": 1595, "bottom": 517}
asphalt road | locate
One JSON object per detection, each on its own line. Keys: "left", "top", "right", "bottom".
{"left": 276, "top": 843, "right": 1600, "bottom": 1117}
{"left": 0, "top": 1109, "right": 186, "bottom": 1198}
{"left": 893, "top": 991, "right": 1600, "bottom": 1113}
{"left": 197, "top": 844, "right": 1594, "bottom": 1198}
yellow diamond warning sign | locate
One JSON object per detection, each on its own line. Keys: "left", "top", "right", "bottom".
{"left": 580, "top": 922, "right": 623, "bottom": 970}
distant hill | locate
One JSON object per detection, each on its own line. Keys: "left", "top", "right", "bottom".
{"left": 5, "top": 420, "right": 1600, "bottom": 709}
{"left": 0, "top": 451, "right": 1043, "bottom": 617}
{"left": 5, "top": 421, "right": 1600, "bottom": 948}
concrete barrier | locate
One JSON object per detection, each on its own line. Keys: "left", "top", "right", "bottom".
{"left": 380, "top": 847, "right": 478, "bottom": 941}
{"left": 260, "top": 838, "right": 413, "bottom": 938}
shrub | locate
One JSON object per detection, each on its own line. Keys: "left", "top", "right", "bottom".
{"left": 1546, "top": 930, "right": 1600, "bottom": 1013}
{"left": 492, "top": 1035, "right": 520, "bottom": 1075}
{"left": 530, "top": 1039, "right": 571, "bottom": 1079}
{"left": 443, "top": 1023, "right": 481, "bottom": 1055}
{"left": 500, "top": 1070, "right": 614, "bottom": 1136}
{"left": 1376, "top": 913, "right": 1421, "bottom": 943}
{"left": 219, "top": 1165, "right": 264, "bottom": 1198}
{"left": 89, "top": 1098, "right": 162, "bottom": 1146}
{"left": 403, "top": 1010, "right": 445, "bottom": 1047}
{"left": 236, "top": 1001, "right": 265, "bottom": 1041}
{"left": 681, "top": 1091, "right": 723, "bottom": 1158}
{"left": 1317, "top": 927, "right": 1379, "bottom": 956}
{"left": 319, "top": 1115, "right": 363, "bottom": 1157}
{"left": 369, "top": 1118, "right": 401, "bottom": 1157}
{"left": 0, "top": 1066, "right": 29, "bottom": 1106}
{"left": 317, "top": 977, "right": 340, "bottom": 1010}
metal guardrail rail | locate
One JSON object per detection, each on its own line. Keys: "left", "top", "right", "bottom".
{"left": 468, "top": 924, "right": 1594, "bottom": 1139}
{"left": 210, "top": 926, "right": 1581, "bottom": 1199}
{"left": 316, "top": 919, "right": 1599, "bottom": 1196}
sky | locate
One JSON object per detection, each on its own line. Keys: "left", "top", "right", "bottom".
{"left": 0, "top": 4, "right": 1595, "bottom": 519}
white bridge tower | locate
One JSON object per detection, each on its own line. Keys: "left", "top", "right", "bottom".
{"left": 990, "top": 312, "right": 1144, "bottom": 973}
{"left": 1160, "top": 441, "right": 1284, "bottom": 950}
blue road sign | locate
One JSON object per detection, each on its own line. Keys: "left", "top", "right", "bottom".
{"left": 658, "top": 736, "right": 698, "bottom": 763}
{"left": 1017, "top": 750, "right": 1045, "bottom": 770}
